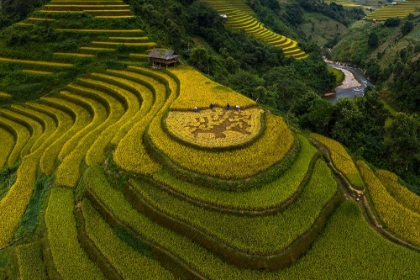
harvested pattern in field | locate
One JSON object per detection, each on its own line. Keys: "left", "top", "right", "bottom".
{"left": 149, "top": 112, "right": 295, "bottom": 179}
{"left": 165, "top": 107, "right": 263, "bottom": 148}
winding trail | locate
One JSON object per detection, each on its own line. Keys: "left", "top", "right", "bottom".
{"left": 310, "top": 137, "right": 420, "bottom": 253}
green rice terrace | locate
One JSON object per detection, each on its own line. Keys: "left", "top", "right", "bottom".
{"left": 0, "top": 0, "right": 420, "bottom": 279}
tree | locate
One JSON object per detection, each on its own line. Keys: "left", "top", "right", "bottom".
{"left": 368, "top": 32, "right": 379, "bottom": 48}
{"left": 401, "top": 20, "right": 414, "bottom": 36}
{"left": 331, "top": 98, "right": 364, "bottom": 148}
{"left": 384, "top": 17, "right": 400, "bottom": 27}
{"left": 384, "top": 113, "right": 420, "bottom": 173}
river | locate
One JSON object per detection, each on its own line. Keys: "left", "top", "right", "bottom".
{"left": 324, "top": 61, "right": 373, "bottom": 104}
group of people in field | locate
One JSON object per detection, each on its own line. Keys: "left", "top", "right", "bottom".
{"left": 194, "top": 103, "right": 240, "bottom": 112}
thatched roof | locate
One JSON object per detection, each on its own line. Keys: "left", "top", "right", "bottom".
{"left": 147, "top": 48, "right": 179, "bottom": 60}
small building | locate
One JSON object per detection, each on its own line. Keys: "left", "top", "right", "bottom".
{"left": 392, "top": 1, "right": 397, "bottom": 5}
{"left": 147, "top": 48, "right": 179, "bottom": 69}
{"left": 220, "top": 14, "right": 228, "bottom": 19}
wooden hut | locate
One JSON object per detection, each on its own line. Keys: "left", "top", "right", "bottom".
{"left": 147, "top": 48, "right": 179, "bottom": 68}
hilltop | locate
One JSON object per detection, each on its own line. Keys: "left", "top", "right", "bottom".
{"left": 0, "top": 0, "right": 419, "bottom": 279}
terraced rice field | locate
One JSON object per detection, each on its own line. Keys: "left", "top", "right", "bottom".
{"left": 0, "top": 0, "right": 420, "bottom": 279}
{"left": 205, "top": 0, "right": 308, "bottom": 59}
{"left": 365, "top": 0, "right": 420, "bottom": 20}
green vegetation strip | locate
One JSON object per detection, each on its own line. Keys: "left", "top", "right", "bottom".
{"left": 82, "top": 199, "right": 175, "bottom": 279}
{"left": 130, "top": 158, "right": 338, "bottom": 254}
{"left": 0, "top": 57, "right": 72, "bottom": 68}
{"left": 16, "top": 242, "right": 47, "bottom": 280}
{"left": 358, "top": 160, "right": 420, "bottom": 246}
{"left": 152, "top": 134, "right": 316, "bottom": 212}
{"left": 45, "top": 187, "right": 105, "bottom": 279}
{"left": 376, "top": 169, "right": 420, "bottom": 214}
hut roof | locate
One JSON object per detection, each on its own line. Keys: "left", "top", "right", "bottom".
{"left": 147, "top": 48, "right": 179, "bottom": 60}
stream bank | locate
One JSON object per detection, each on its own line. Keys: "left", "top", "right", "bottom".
{"left": 323, "top": 59, "right": 373, "bottom": 104}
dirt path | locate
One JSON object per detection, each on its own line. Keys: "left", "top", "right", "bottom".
{"left": 310, "top": 138, "right": 420, "bottom": 253}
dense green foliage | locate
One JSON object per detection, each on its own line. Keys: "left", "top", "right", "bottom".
{"left": 127, "top": 0, "right": 337, "bottom": 108}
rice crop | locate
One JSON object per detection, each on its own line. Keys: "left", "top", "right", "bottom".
{"left": 153, "top": 134, "right": 316, "bottom": 210}
{"left": 54, "top": 52, "right": 95, "bottom": 58}
{"left": 376, "top": 169, "right": 420, "bottom": 214}
{"left": 311, "top": 133, "right": 364, "bottom": 190}
{"left": 82, "top": 199, "right": 175, "bottom": 279}
{"left": 22, "top": 70, "right": 53, "bottom": 75}
{"left": 81, "top": 164, "right": 413, "bottom": 280}
{"left": 132, "top": 157, "right": 338, "bottom": 254}
{"left": 149, "top": 113, "right": 294, "bottom": 179}
{"left": 56, "top": 83, "right": 124, "bottom": 188}
{"left": 169, "top": 67, "right": 255, "bottom": 109}
{"left": 16, "top": 242, "right": 47, "bottom": 280}
{"left": 81, "top": 74, "right": 141, "bottom": 166}
{"left": 0, "top": 151, "right": 41, "bottom": 247}
{"left": 111, "top": 69, "right": 168, "bottom": 175}
{"left": 31, "top": 98, "right": 86, "bottom": 176}
{"left": 165, "top": 107, "right": 264, "bottom": 148}
{"left": 0, "top": 57, "right": 73, "bottom": 68}
{"left": 358, "top": 160, "right": 420, "bottom": 246}
{"left": 27, "top": 101, "right": 75, "bottom": 171}
{"left": 45, "top": 187, "right": 105, "bottom": 279}
{"left": 0, "top": 91, "right": 11, "bottom": 98}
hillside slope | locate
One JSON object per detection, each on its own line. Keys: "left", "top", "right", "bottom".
{"left": 0, "top": 0, "right": 419, "bottom": 279}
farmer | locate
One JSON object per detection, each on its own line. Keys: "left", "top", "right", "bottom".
{"left": 194, "top": 106, "right": 198, "bottom": 112}
{"left": 226, "top": 103, "right": 230, "bottom": 110}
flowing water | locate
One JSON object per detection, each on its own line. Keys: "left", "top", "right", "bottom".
{"left": 324, "top": 63, "right": 373, "bottom": 104}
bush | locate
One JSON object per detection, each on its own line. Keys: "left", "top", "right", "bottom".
{"left": 384, "top": 17, "right": 400, "bottom": 27}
